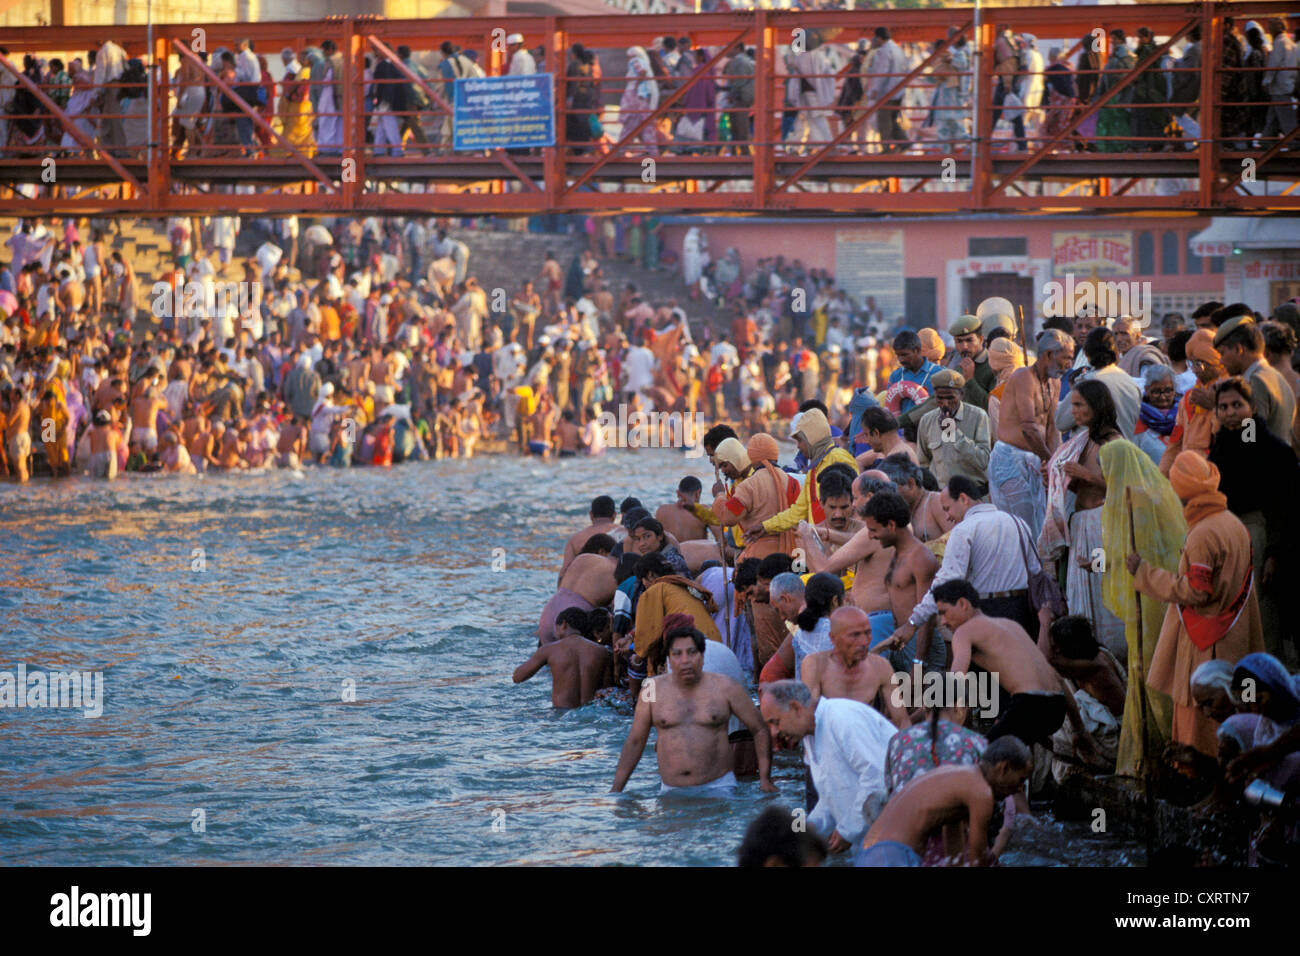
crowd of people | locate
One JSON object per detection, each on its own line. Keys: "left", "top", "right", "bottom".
{"left": 0, "top": 205, "right": 927, "bottom": 478}
{"left": 5, "top": 197, "right": 1300, "bottom": 865}
{"left": 519, "top": 291, "right": 1300, "bottom": 866}
{"left": 3, "top": 16, "right": 1296, "bottom": 163}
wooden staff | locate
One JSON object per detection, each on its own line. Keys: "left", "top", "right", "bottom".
{"left": 1017, "top": 303, "right": 1030, "bottom": 358}
{"left": 713, "top": 463, "right": 733, "bottom": 650}
{"left": 1125, "top": 485, "right": 1157, "bottom": 860}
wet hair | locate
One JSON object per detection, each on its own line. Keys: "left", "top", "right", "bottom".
{"left": 621, "top": 507, "right": 651, "bottom": 530}
{"left": 919, "top": 466, "right": 941, "bottom": 492}
{"left": 555, "top": 607, "right": 592, "bottom": 638}
{"left": 580, "top": 533, "right": 616, "bottom": 555}
{"left": 817, "top": 468, "right": 854, "bottom": 502}
{"left": 795, "top": 572, "right": 844, "bottom": 631}
{"left": 932, "top": 578, "right": 981, "bottom": 610}
{"left": 1049, "top": 615, "right": 1099, "bottom": 660}
{"left": 877, "top": 452, "right": 922, "bottom": 488}
{"left": 663, "top": 625, "right": 706, "bottom": 657}
{"left": 587, "top": 607, "right": 611, "bottom": 638}
{"left": 861, "top": 406, "right": 899, "bottom": 435}
{"left": 677, "top": 475, "right": 703, "bottom": 495}
{"left": 1074, "top": 379, "right": 1120, "bottom": 441}
{"left": 633, "top": 517, "right": 665, "bottom": 542}
{"left": 862, "top": 491, "right": 911, "bottom": 528}
{"left": 1215, "top": 376, "right": 1254, "bottom": 408}
{"left": 591, "top": 494, "right": 616, "bottom": 518}
{"left": 981, "top": 735, "right": 1032, "bottom": 770}
{"left": 893, "top": 329, "right": 922, "bottom": 352}
{"left": 635, "top": 553, "right": 672, "bottom": 582}
{"left": 619, "top": 496, "right": 643, "bottom": 514}
{"left": 1083, "top": 327, "right": 1118, "bottom": 369}
{"left": 946, "top": 474, "right": 987, "bottom": 502}
{"left": 758, "top": 553, "right": 794, "bottom": 581}
{"left": 797, "top": 398, "right": 829, "bottom": 417}
{"left": 735, "top": 557, "right": 762, "bottom": 590}
{"left": 702, "top": 423, "right": 738, "bottom": 452}
{"left": 1216, "top": 320, "right": 1264, "bottom": 354}
{"left": 738, "top": 805, "right": 828, "bottom": 868}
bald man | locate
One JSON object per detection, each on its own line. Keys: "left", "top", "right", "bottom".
{"left": 801, "top": 606, "right": 910, "bottom": 728}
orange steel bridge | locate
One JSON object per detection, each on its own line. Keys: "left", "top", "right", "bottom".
{"left": 0, "top": 4, "right": 1298, "bottom": 217}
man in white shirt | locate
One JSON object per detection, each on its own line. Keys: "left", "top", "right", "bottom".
{"left": 885, "top": 473, "right": 1041, "bottom": 649}
{"left": 865, "top": 27, "right": 911, "bottom": 153}
{"left": 760, "top": 679, "right": 897, "bottom": 854}
{"left": 622, "top": 338, "right": 656, "bottom": 401}
{"left": 234, "top": 39, "right": 262, "bottom": 150}
{"left": 787, "top": 40, "right": 835, "bottom": 153}
{"left": 1054, "top": 326, "right": 1142, "bottom": 440}
{"left": 506, "top": 34, "right": 536, "bottom": 76}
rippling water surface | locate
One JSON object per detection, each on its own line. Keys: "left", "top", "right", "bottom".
{"left": 0, "top": 451, "right": 1141, "bottom": 866}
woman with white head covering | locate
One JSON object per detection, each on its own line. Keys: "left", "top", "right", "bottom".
{"left": 620, "top": 46, "right": 660, "bottom": 156}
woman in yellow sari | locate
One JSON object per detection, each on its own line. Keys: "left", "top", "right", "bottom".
{"left": 1100, "top": 439, "right": 1186, "bottom": 778}
{"left": 277, "top": 51, "right": 315, "bottom": 158}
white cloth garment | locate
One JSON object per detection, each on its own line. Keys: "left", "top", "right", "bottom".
{"left": 804, "top": 697, "right": 897, "bottom": 843}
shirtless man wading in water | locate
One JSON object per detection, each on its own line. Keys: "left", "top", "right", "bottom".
{"left": 611, "top": 627, "right": 776, "bottom": 795}
{"left": 856, "top": 736, "right": 1033, "bottom": 867}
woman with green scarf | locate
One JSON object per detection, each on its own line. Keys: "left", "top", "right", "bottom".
{"left": 1100, "top": 439, "right": 1185, "bottom": 777}
{"left": 1095, "top": 30, "right": 1137, "bottom": 152}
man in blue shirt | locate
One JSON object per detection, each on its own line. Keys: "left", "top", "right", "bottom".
{"left": 886, "top": 329, "right": 942, "bottom": 416}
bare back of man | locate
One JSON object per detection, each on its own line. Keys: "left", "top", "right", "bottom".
{"left": 558, "top": 553, "right": 618, "bottom": 608}
{"left": 513, "top": 636, "right": 613, "bottom": 708}
{"left": 655, "top": 503, "right": 707, "bottom": 543}
{"left": 951, "top": 613, "right": 1060, "bottom": 696}
{"left": 999, "top": 365, "right": 1055, "bottom": 458}
{"left": 558, "top": 517, "right": 618, "bottom": 583}
{"left": 861, "top": 764, "right": 995, "bottom": 864}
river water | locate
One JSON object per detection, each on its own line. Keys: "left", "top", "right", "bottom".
{"left": 0, "top": 450, "right": 1142, "bottom": 866}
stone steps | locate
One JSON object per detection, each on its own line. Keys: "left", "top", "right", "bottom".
{"left": 4, "top": 214, "right": 715, "bottom": 333}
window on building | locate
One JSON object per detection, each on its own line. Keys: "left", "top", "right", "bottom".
{"left": 1186, "top": 234, "right": 1203, "bottom": 275}
{"left": 1161, "top": 231, "right": 1179, "bottom": 275}
{"left": 1210, "top": 256, "right": 1224, "bottom": 274}
{"left": 1136, "top": 231, "right": 1155, "bottom": 275}
{"left": 904, "top": 278, "right": 937, "bottom": 329}
{"left": 968, "top": 237, "right": 1028, "bottom": 257}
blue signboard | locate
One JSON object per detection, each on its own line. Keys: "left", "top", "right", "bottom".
{"left": 453, "top": 74, "right": 555, "bottom": 151}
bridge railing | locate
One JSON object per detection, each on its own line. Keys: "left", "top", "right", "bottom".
{"left": 0, "top": 4, "right": 1296, "bottom": 215}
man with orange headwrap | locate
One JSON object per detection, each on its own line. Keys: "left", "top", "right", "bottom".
{"left": 714, "top": 433, "right": 800, "bottom": 561}
{"left": 1158, "top": 329, "right": 1225, "bottom": 475}
{"left": 755, "top": 409, "right": 858, "bottom": 538}
{"left": 1126, "top": 451, "right": 1265, "bottom": 757}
